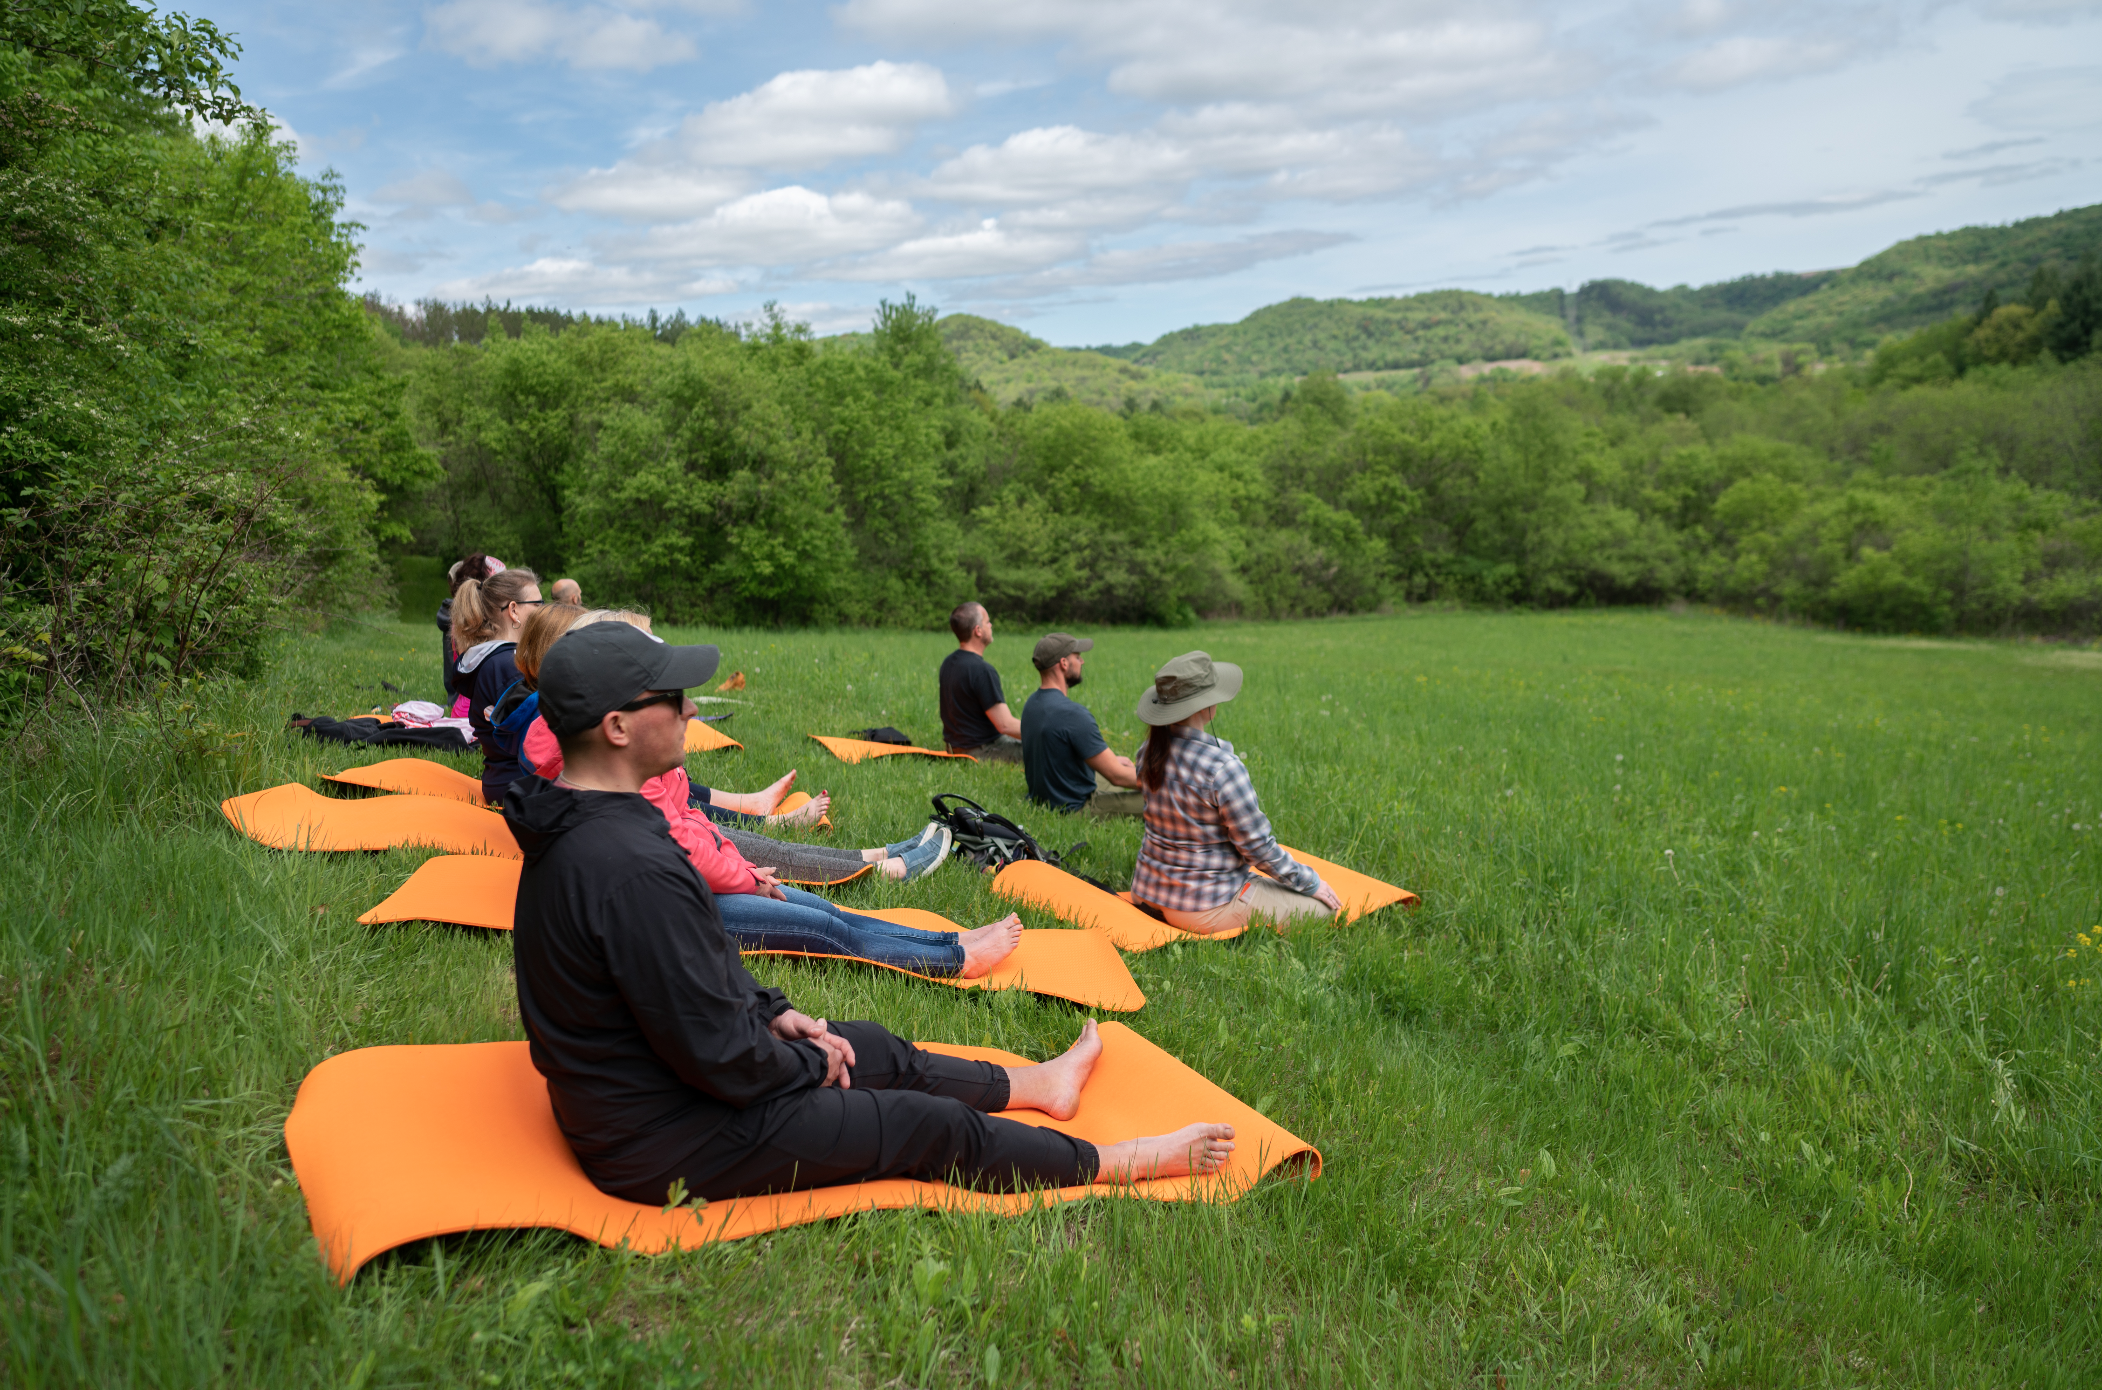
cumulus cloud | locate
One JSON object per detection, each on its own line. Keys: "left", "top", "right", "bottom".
{"left": 679, "top": 62, "right": 954, "bottom": 167}
{"left": 969, "top": 230, "right": 1355, "bottom": 297}
{"left": 431, "top": 257, "right": 736, "bottom": 304}
{"left": 837, "top": 221, "right": 1086, "bottom": 279}
{"left": 840, "top": 0, "right": 1580, "bottom": 115}
{"left": 424, "top": 0, "right": 697, "bottom": 71}
{"left": 549, "top": 63, "right": 952, "bottom": 223}
{"left": 635, "top": 187, "right": 923, "bottom": 266}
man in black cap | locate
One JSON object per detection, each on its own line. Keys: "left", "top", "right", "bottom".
{"left": 1021, "top": 632, "right": 1144, "bottom": 818}
{"left": 501, "top": 620, "right": 1235, "bottom": 1205}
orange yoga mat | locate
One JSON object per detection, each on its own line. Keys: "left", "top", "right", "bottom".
{"left": 992, "top": 861, "right": 1243, "bottom": 952}
{"left": 323, "top": 759, "right": 487, "bottom": 806}
{"left": 687, "top": 719, "right": 742, "bottom": 753}
{"left": 222, "top": 784, "right": 520, "bottom": 858}
{"left": 1270, "top": 844, "right": 1419, "bottom": 922}
{"left": 811, "top": 735, "right": 976, "bottom": 765}
{"left": 285, "top": 1023, "right": 1318, "bottom": 1282}
{"left": 747, "top": 907, "right": 1144, "bottom": 1012}
{"left": 356, "top": 859, "right": 1138, "bottom": 1010}
{"left": 769, "top": 790, "right": 832, "bottom": 833}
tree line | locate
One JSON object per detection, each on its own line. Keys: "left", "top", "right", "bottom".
{"left": 4, "top": 2, "right": 2100, "bottom": 725}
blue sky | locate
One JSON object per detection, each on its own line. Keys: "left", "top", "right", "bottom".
{"left": 209, "top": 0, "right": 2102, "bottom": 345}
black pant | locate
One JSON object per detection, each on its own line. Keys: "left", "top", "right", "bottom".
{"left": 629, "top": 1022, "right": 1098, "bottom": 1203}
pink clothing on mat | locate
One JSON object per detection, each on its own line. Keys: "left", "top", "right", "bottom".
{"left": 448, "top": 694, "right": 471, "bottom": 721}
{"left": 524, "top": 715, "right": 760, "bottom": 896}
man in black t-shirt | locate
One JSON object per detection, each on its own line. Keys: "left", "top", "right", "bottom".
{"left": 1021, "top": 632, "right": 1144, "bottom": 817}
{"left": 937, "top": 602, "right": 1022, "bottom": 762}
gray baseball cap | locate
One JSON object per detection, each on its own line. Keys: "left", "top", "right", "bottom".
{"left": 1032, "top": 632, "right": 1094, "bottom": 670}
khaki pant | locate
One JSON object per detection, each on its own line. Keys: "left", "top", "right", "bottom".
{"left": 1163, "top": 878, "right": 1334, "bottom": 936}
{"left": 951, "top": 735, "right": 1022, "bottom": 764}
{"left": 1082, "top": 774, "right": 1144, "bottom": 819}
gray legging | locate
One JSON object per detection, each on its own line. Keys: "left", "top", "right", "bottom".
{"left": 719, "top": 826, "right": 875, "bottom": 885}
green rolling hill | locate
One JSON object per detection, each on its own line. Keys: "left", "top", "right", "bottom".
{"left": 938, "top": 314, "right": 1206, "bottom": 410}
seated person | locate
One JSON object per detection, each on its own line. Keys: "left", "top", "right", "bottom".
{"left": 450, "top": 565, "right": 542, "bottom": 804}
{"left": 938, "top": 602, "right": 1021, "bottom": 762}
{"left": 513, "top": 605, "right": 954, "bottom": 890}
{"left": 1129, "top": 651, "right": 1345, "bottom": 936}
{"left": 438, "top": 553, "right": 503, "bottom": 717}
{"left": 505, "top": 620, "right": 1237, "bottom": 1204}
{"left": 1021, "top": 633, "right": 1143, "bottom": 818}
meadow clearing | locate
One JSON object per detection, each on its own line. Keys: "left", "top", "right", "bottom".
{"left": 2, "top": 608, "right": 2097, "bottom": 1387}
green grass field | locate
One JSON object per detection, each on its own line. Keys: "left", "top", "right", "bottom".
{"left": 4, "top": 610, "right": 2098, "bottom": 1387}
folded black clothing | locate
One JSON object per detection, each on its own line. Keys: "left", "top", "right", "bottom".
{"left": 289, "top": 715, "right": 471, "bottom": 750}
{"left": 849, "top": 726, "right": 914, "bottom": 746}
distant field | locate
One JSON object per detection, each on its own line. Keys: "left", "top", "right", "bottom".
{"left": 3, "top": 610, "right": 2097, "bottom": 1386}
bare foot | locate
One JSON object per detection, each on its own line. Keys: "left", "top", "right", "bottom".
{"left": 1094, "top": 1124, "right": 1237, "bottom": 1183}
{"left": 877, "top": 856, "right": 907, "bottom": 881}
{"left": 1003, "top": 1018, "right": 1102, "bottom": 1118}
{"left": 767, "top": 790, "right": 829, "bottom": 828}
{"left": 755, "top": 770, "right": 796, "bottom": 814}
{"left": 957, "top": 912, "right": 1023, "bottom": 979}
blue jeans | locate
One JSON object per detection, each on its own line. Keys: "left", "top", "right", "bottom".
{"left": 716, "top": 887, "right": 965, "bottom": 976}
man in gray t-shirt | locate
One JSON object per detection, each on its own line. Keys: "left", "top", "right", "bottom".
{"left": 1020, "top": 633, "right": 1144, "bottom": 818}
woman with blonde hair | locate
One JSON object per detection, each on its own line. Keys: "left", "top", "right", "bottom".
{"left": 1129, "top": 651, "right": 1343, "bottom": 935}
{"left": 450, "top": 566, "right": 542, "bottom": 804}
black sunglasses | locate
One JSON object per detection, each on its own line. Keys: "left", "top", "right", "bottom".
{"left": 616, "top": 690, "right": 684, "bottom": 714}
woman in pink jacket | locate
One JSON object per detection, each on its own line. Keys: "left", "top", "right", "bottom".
{"left": 514, "top": 606, "right": 1020, "bottom": 978}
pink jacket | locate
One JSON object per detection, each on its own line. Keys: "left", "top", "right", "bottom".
{"left": 526, "top": 715, "right": 761, "bottom": 896}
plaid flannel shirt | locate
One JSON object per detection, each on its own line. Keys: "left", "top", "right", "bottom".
{"left": 1130, "top": 726, "right": 1321, "bottom": 913}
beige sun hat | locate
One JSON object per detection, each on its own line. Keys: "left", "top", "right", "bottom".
{"left": 1135, "top": 650, "right": 1243, "bottom": 725}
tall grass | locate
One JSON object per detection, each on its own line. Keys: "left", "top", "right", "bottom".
{"left": 2, "top": 611, "right": 2096, "bottom": 1386}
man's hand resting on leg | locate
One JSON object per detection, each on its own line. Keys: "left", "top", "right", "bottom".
{"left": 771, "top": 1009, "right": 856, "bottom": 1086}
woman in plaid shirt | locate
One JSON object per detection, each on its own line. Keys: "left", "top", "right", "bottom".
{"left": 1128, "top": 652, "right": 1344, "bottom": 935}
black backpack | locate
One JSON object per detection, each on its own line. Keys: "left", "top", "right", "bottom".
{"left": 929, "top": 793, "right": 1107, "bottom": 888}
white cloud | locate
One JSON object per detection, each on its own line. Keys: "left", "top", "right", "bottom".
{"left": 637, "top": 187, "right": 923, "bottom": 266}
{"left": 548, "top": 62, "right": 952, "bottom": 223}
{"left": 423, "top": 0, "right": 697, "bottom": 71}
{"left": 679, "top": 61, "right": 954, "bottom": 167}
{"left": 924, "top": 124, "right": 1202, "bottom": 212}
{"left": 1969, "top": 65, "right": 2102, "bottom": 130}
{"left": 970, "top": 230, "right": 1355, "bottom": 297}
{"left": 838, "top": 221, "right": 1086, "bottom": 279}
{"left": 431, "top": 257, "right": 736, "bottom": 304}
{"left": 1662, "top": 34, "right": 1856, "bottom": 89}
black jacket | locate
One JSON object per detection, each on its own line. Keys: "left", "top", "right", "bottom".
{"left": 503, "top": 775, "right": 823, "bottom": 1194}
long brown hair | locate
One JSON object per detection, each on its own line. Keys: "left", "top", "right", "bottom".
{"left": 513, "top": 603, "right": 585, "bottom": 686}
{"left": 450, "top": 567, "right": 541, "bottom": 646}
{"left": 1139, "top": 722, "right": 1180, "bottom": 793}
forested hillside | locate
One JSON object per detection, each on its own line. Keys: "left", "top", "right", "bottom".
{"left": 937, "top": 315, "right": 1205, "bottom": 410}
{"left": 1072, "top": 204, "right": 2101, "bottom": 377}
{"left": 1089, "top": 290, "right": 1573, "bottom": 379}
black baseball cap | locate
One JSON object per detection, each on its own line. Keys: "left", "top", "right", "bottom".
{"left": 539, "top": 622, "right": 720, "bottom": 738}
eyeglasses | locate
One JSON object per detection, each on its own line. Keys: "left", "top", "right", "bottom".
{"left": 510, "top": 598, "right": 547, "bottom": 607}
{"left": 616, "top": 690, "right": 684, "bottom": 714}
